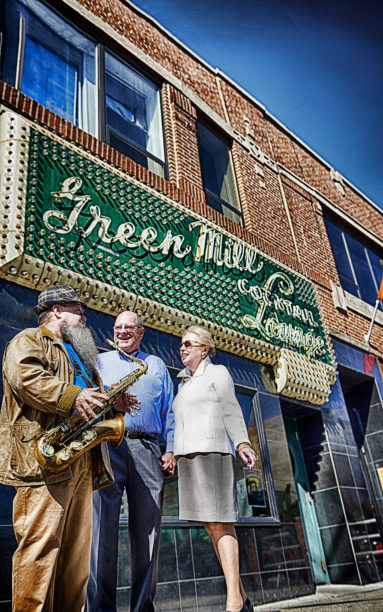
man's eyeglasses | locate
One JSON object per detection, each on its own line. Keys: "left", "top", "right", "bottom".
{"left": 60, "top": 303, "right": 86, "bottom": 316}
{"left": 179, "top": 340, "right": 205, "bottom": 349}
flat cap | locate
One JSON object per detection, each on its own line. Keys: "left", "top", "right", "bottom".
{"left": 35, "top": 284, "right": 87, "bottom": 314}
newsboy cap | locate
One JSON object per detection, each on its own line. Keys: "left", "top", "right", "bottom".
{"left": 35, "top": 284, "right": 87, "bottom": 314}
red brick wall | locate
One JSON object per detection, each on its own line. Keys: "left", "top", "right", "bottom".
{"left": 75, "top": 0, "right": 226, "bottom": 120}
{"left": 2, "top": 0, "right": 383, "bottom": 357}
{"left": 216, "top": 78, "right": 271, "bottom": 153}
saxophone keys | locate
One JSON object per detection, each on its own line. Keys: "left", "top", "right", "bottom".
{"left": 58, "top": 448, "right": 71, "bottom": 462}
{"left": 82, "top": 430, "right": 97, "bottom": 443}
{"left": 41, "top": 443, "right": 55, "bottom": 458}
{"left": 70, "top": 440, "right": 84, "bottom": 451}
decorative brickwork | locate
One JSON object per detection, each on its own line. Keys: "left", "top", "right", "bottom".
{"left": 2, "top": 0, "right": 383, "bottom": 359}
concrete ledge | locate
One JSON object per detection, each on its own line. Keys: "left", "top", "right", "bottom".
{"left": 255, "top": 581, "right": 383, "bottom": 610}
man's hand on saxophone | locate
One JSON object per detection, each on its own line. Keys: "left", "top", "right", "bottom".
{"left": 113, "top": 393, "right": 141, "bottom": 417}
{"left": 75, "top": 387, "right": 109, "bottom": 422}
{"left": 75, "top": 388, "right": 141, "bottom": 421}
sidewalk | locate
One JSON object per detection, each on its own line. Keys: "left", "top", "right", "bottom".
{"left": 255, "top": 581, "right": 383, "bottom": 611}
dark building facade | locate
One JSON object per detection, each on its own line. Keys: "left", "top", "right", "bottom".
{"left": 0, "top": 1, "right": 383, "bottom": 609}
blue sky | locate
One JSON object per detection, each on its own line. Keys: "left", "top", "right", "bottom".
{"left": 133, "top": 0, "right": 383, "bottom": 210}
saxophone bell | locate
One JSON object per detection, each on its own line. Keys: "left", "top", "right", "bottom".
{"left": 35, "top": 413, "right": 125, "bottom": 471}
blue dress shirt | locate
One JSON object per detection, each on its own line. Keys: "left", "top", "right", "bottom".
{"left": 96, "top": 350, "right": 174, "bottom": 452}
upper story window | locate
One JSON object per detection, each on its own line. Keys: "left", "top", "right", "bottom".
{"left": 104, "top": 52, "right": 165, "bottom": 178}
{"left": 2, "top": 0, "right": 97, "bottom": 134}
{"left": 197, "top": 121, "right": 242, "bottom": 225}
{"left": 1, "top": 0, "right": 166, "bottom": 177}
{"left": 324, "top": 214, "right": 383, "bottom": 307}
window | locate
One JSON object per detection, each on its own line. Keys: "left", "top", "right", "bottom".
{"left": 2, "top": 0, "right": 97, "bottom": 135}
{"left": 197, "top": 121, "right": 242, "bottom": 225}
{"left": 234, "top": 390, "right": 272, "bottom": 520}
{"left": 324, "top": 215, "right": 383, "bottom": 307}
{"left": 104, "top": 52, "right": 165, "bottom": 177}
{"left": 1, "top": 0, "right": 166, "bottom": 177}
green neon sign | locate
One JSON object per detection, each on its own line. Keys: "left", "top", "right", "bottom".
{"left": 25, "top": 129, "right": 332, "bottom": 364}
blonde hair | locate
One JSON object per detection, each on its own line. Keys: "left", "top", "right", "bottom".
{"left": 183, "top": 325, "right": 216, "bottom": 357}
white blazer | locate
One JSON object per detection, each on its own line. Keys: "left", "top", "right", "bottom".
{"left": 172, "top": 358, "right": 250, "bottom": 457}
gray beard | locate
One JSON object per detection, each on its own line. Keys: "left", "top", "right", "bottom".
{"left": 61, "top": 323, "right": 98, "bottom": 369}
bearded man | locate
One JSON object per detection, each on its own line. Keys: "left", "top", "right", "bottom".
{"left": 0, "top": 284, "right": 137, "bottom": 612}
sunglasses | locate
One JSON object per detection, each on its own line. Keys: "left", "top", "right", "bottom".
{"left": 179, "top": 340, "right": 205, "bottom": 349}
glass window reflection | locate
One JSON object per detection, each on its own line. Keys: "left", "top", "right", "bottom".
{"left": 4, "top": 0, "right": 97, "bottom": 135}
{"left": 105, "top": 52, "right": 165, "bottom": 178}
{"left": 324, "top": 214, "right": 383, "bottom": 308}
{"left": 259, "top": 392, "right": 299, "bottom": 521}
{"left": 197, "top": 121, "right": 242, "bottom": 225}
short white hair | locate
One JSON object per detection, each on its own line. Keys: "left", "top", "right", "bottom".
{"left": 183, "top": 325, "right": 216, "bottom": 357}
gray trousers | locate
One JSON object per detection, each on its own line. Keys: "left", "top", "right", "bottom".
{"left": 87, "top": 437, "right": 164, "bottom": 612}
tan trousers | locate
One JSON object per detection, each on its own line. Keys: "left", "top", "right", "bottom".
{"left": 12, "top": 453, "right": 93, "bottom": 612}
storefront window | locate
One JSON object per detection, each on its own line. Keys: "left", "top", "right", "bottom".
{"left": 235, "top": 391, "right": 271, "bottom": 519}
{"left": 259, "top": 392, "right": 299, "bottom": 522}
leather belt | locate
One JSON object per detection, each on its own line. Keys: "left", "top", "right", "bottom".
{"left": 125, "top": 431, "right": 159, "bottom": 441}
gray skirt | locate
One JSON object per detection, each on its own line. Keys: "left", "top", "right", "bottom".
{"left": 177, "top": 452, "right": 239, "bottom": 522}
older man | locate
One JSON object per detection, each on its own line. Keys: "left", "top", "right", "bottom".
{"left": 0, "top": 284, "right": 135, "bottom": 612}
{"left": 87, "top": 310, "right": 175, "bottom": 612}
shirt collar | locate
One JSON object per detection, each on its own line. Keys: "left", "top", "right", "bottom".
{"left": 177, "top": 356, "right": 211, "bottom": 379}
{"left": 118, "top": 348, "right": 141, "bottom": 360}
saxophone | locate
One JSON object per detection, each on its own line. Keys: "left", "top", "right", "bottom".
{"left": 35, "top": 340, "right": 148, "bottom": 472}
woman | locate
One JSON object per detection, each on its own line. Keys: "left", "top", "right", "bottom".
{"left": 172, "top": 325, "right": 258, "bottom": 612}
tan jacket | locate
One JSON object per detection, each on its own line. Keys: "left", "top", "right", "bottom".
{"left": 0, "top": 325, "right": 113, "bottom": 489}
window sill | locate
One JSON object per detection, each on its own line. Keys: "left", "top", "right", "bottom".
{"left": 331, "top": 281, "right": 383, "bottom": 325}
{"left": 344, "top": 290, "right": 383, "bottom": 325}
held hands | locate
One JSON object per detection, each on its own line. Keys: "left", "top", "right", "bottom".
{"left": 162, "top": 452, "right": 177, "bottom": 477}
{"left": 75, "top": 387, "right": 109, "bottom": 422}
{"left": 237, "top": 443, "right": 259, "bottom": 470}
{"left": 113, "top": 393, "right": 141, "bottom": 417}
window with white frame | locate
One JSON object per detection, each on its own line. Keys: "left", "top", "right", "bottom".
{"left": 104, "top": 51, "right": 165, "bottom": 177}
{"left": 1, "top": 0, "right": 166, "bottom": 177}
{"left": 197, "top": 121, "right": 242, "bottom": 225}
{"left": 324, "top": 214, "right": 383, "bottom": 307}
{"left": 2, "top": 0, "right": 97, "bottom": 135}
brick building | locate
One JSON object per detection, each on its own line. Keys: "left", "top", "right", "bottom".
{"left": 1, "top": 0, "right": 383, "bottom": 609}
